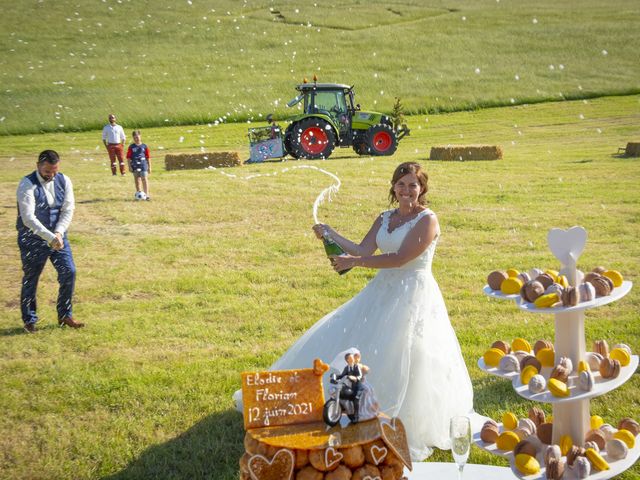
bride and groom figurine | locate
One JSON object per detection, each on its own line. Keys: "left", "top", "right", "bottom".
{"left": 235, "top": 162, "right": 474, "bottom": 460}
{"left": 323, "top": 348, "right": 380, "bottom": 427}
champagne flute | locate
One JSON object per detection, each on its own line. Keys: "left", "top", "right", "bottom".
{"left": 450, "top": 415, "right": 471, "bottom": 479}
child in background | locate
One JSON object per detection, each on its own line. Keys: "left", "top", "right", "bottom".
{"left": 126, "top": 130, "right": 151, "bottom": 200}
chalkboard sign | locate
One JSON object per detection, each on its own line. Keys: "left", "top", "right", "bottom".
{"left": 241, "top": 367, "right": 326, "bottom": 429}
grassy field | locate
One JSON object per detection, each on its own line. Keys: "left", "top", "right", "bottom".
{"left": 0, "top": 94, "right": 639, "bottom": 479}
{"left": 1, "top": 0, "right": 640, "bottom": 134}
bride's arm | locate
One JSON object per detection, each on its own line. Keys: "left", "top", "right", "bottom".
{"left": 331, "top": 214, "right": 438, "bottom": 271}
{"left": 313, "top": 214, "right": 382, "bottom": 257}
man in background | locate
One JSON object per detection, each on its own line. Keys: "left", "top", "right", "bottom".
{"left": 102, "top": 113, "right": 126, "bottom": 175}
{"left": 16, "top": 150, "right": 84, "bottom": 333}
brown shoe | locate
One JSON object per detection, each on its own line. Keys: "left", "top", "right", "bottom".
{"left": 58, "top": 317, "right": 85, "bottom": 328}
{"left": 24, "top": 323, "right": 37, "bottom": 333}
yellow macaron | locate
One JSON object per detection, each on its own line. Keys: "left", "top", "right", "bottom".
{"left": 610, "top": 347, "right": 631, "bottom": 367}
{"left": 483, "top": 348, "right": 506, "bottom": 368}
{"left": 560, "top": 434, "right": 573, "bottom": 455}
{"left": 548, "top": 378, "right": 570, "bottom": 397}
{"left": 520, "top": 365, "right": 539, "bottom": 385}
{"left": 578, "top": 360, "right": 591, "bottom": 373}
{"left": 603, "top": 270, "right": 623, "bottom": 287}
{"left": 614, "top": 429, "right": 636, "bottom": 449}
{"left": 515, "top": 453, "right": 540, "bottom": 475}
{"left": 585, "top": 448, "right": 610, "bottom": 471}
{"left": 512, "top": 337, "right": 532, "bottom": 353}
{"left": 501, "top": 277, "right": 523, "bottom": 295}
{"left": 534, "top": 292, "right": 560, "bottom": 308}
{"left": 506, "top": 268, "right": 520, "bottom": 278}
{"left": 496, "top": 431, "right": 520, "bottom": 451}
{"left": 590, "top": 415, "right": 604, "bottom": 430}
{"left": 536, "top": 347, "right": 555, "bottom": 367}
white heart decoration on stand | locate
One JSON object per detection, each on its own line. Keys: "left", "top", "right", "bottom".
{"left": 548, "top": 227, "right": 587, "bottom": 286}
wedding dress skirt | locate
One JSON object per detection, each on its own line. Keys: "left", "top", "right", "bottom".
{"left": 234, "top": 209, "right": 474, "bottom": 460}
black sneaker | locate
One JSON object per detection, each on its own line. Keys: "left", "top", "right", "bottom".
{"left": 145, "top": 196, "right": 151, "bottom": 201}
{"left": 24, "top": 323, "right": 37, "bottom": 333}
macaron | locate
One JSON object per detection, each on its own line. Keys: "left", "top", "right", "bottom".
{"left": 483, "top": 348, "right": 506, "bottom": 368}
{"left": 603, "top": 269, "right": 623, "bottom": 287}
{"left": 545, "top": 458, "right": 565, "bottom": 480}
{"left": 536, "top": 348, "right": 555, "bottom": 368}
{"left": 566, "top": 445, "right": 586, "bottom": 467}
{"left": 536, "top": 273, "right": 555, "bottom": 289}
{"left": 578, "top": 282, "right": 596, "bottom": 302}
{"left": 600, "top": 424, "right": 617, "bottom": 441}
{"left": 502, "top": 412, "right": 518, "bottom": 431}
{"left": 528, "top": 374, "right": 546, "bottom": 394}
{"left": 578, "top": 370, "right": 594, "bottom": 391}
{"left": 517, "top": 272, "right": 531, "bottom": 284}
{"left": 589, "top": 275, "right": 613, "bottom": 296}
{"left": 574, "top": 456, "right": 591, "bottom": 478}
{"left": 584, "top": 440, "right": 600, "bottom": 452}
{"left": 514, "top": 453, "right": 540, "bottom": 475}
{"left": 528, "top": 406, "right": 546, "bottom": 426}
{"left": 613, "top": 429, "right": 636, "bottom": 449}
{"left": 585, "top": 351, "right": 604, "bottom": 371}
{"left": 548, "top": 378, "right": 570, "bottom": 397}
{"left": 496, "top": 431, "right": 520, "bottom": 451}
{"left": 491, "top": 339, "right": 511, "bottom": 354}
{"left": 618, "top": 417, "right": 640, "bottom": 436}
{"left": 544, "top": 269, "right": 559, "bottom": 281}
{"left": 499, "top": 354, "right": 520, "bottom": 373}
{"left": 518, "top": 418, "right": 537, "bottom": 436}
{"left": 578, "top": 360, "right": 590, "bottom": 373}
{"left": 610, "top": 347, "right": 631, "bottom": 367}
{"left": 520, "top": 280, "right": 545, "bottom": 303}
{"left": 512, "top": 338, "right": 532, "bottom": 353}
{"left": 528, "top": 267, "right": 544, "bottom": 279}
{"left": 534, "top": 292, "right": 560, "bottom": 308}
{"left": 513, "top": 439, "right": 537, "bottom": 457}
{"left": 520, "top": 365, "right": 539, "bottom": 385}
{"left": 533, "top": 339, "right": 553, "bottom": 355}
{"left": 558, "top": 356, "right": 573, "bottom": 373}
{"left": 590, "top": 415, "right": 604, "bottom": 429}
{"left": 501, "top": 277, "right": 523, "bottom": 295}
{"left": 544, "top": 444, "right": 561, "bottom": 464}
{"left": 537, "top": 422, "right": 553, "bottom": 444}
{"left": 544, "top": 283, "right": 564, "bottom": 297}
{"left": 480, "top": 421, "right": 500, "bottom": 443}
{"left": 488, "top": 270, "right": 508, "bottom": 290}
{"left": 556, "top": 275, "right": 569, "bottom": 288}
{"left": 550, "top": 364, "right": 570, "bottom": 383}
{"left": 599, "top": 358, "right": 621, "bottom": 379}
{"left": 613, "top": 343, "right": 632, "bottom": 356}
{"left": 560, "top": 434, "right": 573, "bottom": 455}
{"left": 585, "top": 448, "right": 609, "bottom": 471}
{"left": 593, "top": 339, "right": 609, "bottom": 358}
{"left": 585, "top": 429, "right": 607, "bottom": 450}
{"left": 592, "top": 266, "right": 607, "bottom": 274}
{"left": 606, "top": 438, "right": 629, "bottom": 460}
{"left": 520, "top": 354, "right": 542, "bottom": 372}
{"left": 561, "top": 285, "right": 579, "bottom": 307}
{"left": 506, "top": 268, "right": 520, "bottom": 278}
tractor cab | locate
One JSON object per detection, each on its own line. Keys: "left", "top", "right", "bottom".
{"left": 288, "top": 83, "right": 355, "bottom": 142}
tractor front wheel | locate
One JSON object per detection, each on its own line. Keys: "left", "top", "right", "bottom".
{"left": 288, "top": 118, "right": 336, "bottom": 160}
{"left": 365, "top": 124, "right": 398, "bottom": 156}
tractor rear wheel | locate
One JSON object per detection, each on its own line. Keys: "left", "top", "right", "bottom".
{"left": 288, "top": 118, "right": 336, "bottom": 160}
{"left": 365, "top": 124, "right": 398, "bottom": 156}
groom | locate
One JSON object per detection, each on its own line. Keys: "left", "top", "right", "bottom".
{"left": 336, "top": 352, "right": 363, "bottom": 422}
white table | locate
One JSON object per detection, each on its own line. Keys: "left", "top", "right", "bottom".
{"left": 407, "top": 462, "right": 515, "bottom": 479}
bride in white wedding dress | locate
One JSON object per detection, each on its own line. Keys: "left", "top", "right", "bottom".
{"left": 235, "top": 162, "right": 474, "bottom": 460}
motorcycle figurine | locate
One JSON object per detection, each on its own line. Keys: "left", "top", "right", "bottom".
{"left": 322, "top": 373, "right": 359, "bottom": 427}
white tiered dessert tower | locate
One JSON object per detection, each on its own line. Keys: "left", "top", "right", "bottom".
{"left": 476, "top": 227, "right": 639, "bottom": 480}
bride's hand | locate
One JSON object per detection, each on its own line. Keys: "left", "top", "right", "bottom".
{"left": 330, "top": 254, "right": 356, "bottom": 272}
{"left": 312, "top": 223, "right": 330, "bottom": 239}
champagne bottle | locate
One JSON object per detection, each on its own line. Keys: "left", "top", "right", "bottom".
{"left": 322, "top": 233, "right": 351, "bottom": 275}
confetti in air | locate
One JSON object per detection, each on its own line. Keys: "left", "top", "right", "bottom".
{"left": 206, "top": 164, "right": 340, "bottom": 224}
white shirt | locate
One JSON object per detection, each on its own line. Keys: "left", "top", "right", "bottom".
{"left": 17, "top": 171, "right": 75, "bottom": 244}
{"left": 102, "top": 123, "right": 126, "bottom": 144}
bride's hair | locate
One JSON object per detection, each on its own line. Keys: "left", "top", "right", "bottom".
{"left": 388, "top": 162, "right": 429, "bottom": 205}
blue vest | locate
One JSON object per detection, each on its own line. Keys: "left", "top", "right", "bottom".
{"left": 16, "top": 171, "right": 67, "bottom": 235}
{"left": 129, "top": 143, "right": 149, "bottom": 171}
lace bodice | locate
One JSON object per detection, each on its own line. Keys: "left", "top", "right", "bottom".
{"left": 375, "top": 209, "right": 439, "bottom": 272}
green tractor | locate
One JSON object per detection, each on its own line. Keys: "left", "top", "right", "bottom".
{"left": 282, "top": 82, "right": 409, "bottom": 160}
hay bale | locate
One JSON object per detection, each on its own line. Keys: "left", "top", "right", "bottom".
{"left": 624, "top": 142, "right": 640, "bottom": 157}
{"left": 164, "top": 151, "right": 242, "bottom": 170}
{"left": 429, "top": 145, "right": 503, "bottom": 161}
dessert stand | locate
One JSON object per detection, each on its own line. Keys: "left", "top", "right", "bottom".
{"left": 474, "top": 227, "right": 639, "bottom": 479}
